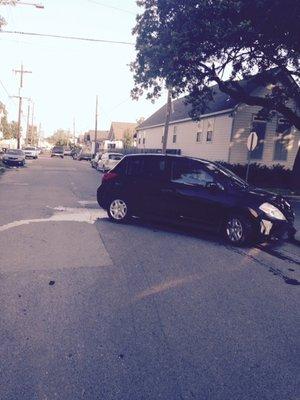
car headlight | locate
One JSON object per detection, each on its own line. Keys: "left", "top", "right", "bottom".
{"left": 259, "top": 202, "right": 286, "bottom": 220}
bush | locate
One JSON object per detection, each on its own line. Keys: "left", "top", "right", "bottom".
{"left": 218, "top": 162, "right": 294, "bottom": 190}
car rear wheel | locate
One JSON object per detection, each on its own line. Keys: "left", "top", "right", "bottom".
{"left": 224, "top": 214, "right": 254, "bottom": 246}
{"left": 107, "top": 198, "right": 130, "bottom": 223}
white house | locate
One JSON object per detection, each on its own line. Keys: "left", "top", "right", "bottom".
{"left": 136, "top": 73, "right": 300, "bottom": 170}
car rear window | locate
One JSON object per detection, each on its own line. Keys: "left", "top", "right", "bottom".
{"left": 52, "top": 147, "right": 63, "bottom": 152}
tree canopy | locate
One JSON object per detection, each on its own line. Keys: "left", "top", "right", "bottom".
{"left": 131, "top": 0, "right": 300, "bottom": 131}
{"left": 47, "top": 129, "right": 72, "bottom": 146}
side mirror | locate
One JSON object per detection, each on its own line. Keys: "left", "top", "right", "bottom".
{"left": 206, "top": 182, "right": 224, "bottom": 192}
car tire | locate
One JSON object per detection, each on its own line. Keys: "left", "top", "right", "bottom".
{"left": 224, "top": 214, "right": 254, "bottom": 246}
{"left": 107, "top": 198, "right": 130, "bottom": 223}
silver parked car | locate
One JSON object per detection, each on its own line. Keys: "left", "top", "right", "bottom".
{"left": 2, "top": 149, "right": 26, "bottom": 166}
{"left": 23, "top": 146, "right": 38, "bottom": 159}
{"left": 97, "top": 152, "right": 123, "bottom": 172}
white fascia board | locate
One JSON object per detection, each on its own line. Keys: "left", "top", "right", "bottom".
{"left": 137, "top": 108, "right": 234, "bottom": 131}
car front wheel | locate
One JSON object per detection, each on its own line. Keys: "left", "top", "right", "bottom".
{"left": 107, "top": 198, "right": 130, "bottom": 223}
{"left": 224, "top": 214, "right": 254, "bottom": 246}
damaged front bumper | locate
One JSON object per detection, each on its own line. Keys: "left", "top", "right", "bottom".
{"left": 260, "top": 218, "right": 296, "bottom": 240}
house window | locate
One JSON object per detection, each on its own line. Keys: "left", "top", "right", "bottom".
{"left": 138, "top": 138, "right": 141, "bottom": 145}
{"left": 206, "top": 119, "right": 214, "bottom": 143}
{"left": 143, "top": 138, "right": 146, "bottom": 145}
{"left": 250, "top": 116, "right": 267, "bottom": 160}
{"left": 173, "top": 134, "right": 177, "bottom": 143}
{"left": 206, "top": 131, "right": 213, "bottom": 142}
{"left": 274, "top": 118, "right": 292, "bottom": 161}
{"left": 196, "top": 132, "right": 202, "bottom": 142}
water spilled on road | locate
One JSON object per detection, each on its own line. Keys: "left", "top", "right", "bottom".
{"left": 0, "top": 206, "right": 106, "bottom": 233}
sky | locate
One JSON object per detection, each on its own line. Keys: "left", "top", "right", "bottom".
{"left": 0, "top": 0, "right": 166, "bottom": 138}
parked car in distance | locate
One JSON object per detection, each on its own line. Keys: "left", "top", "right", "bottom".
{"left": 23, "top": 146, "right": 39, "bottom": 159}
{"left": 51, "top": 146, "right": 64, "bottom": 158}
{"left": 97, "top": 152, "right": 123, "bottom": 172}
{"left": 91, "top": 152, "right": 101, "bottom": 168}
{"left": 2, "top": 149, "right": 26, "bottom": 166}
{"left": 64, "top": 148, "right": 73, "bottom": 156}
{"left": 76, "top": 149, "right": 92, "bottom": 161}
{"left": 96, "top": 154, "right": 296, "bottom": 245}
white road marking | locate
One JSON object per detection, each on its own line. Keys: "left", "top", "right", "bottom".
{"left": 78, "top": 200, "right": 98, "bottom": 206}
{"left": 0, "top": 182, "right": 29, "bottom": 186}
{"left": 0, "top": 206, "right": 107, "bottom": 233}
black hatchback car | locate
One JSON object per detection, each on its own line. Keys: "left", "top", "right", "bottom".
{"left": 97, "top": 154, "right": 296, "bottom": 245}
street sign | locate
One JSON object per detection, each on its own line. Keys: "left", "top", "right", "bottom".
{"left": 247, "top": 131, "right": 258, "bottom": 151}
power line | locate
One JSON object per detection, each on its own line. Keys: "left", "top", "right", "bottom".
{"left": 87, "top": 0, "right": 136, "bottom": 15}
{"left": 0, "top": 30, "right": 135, "bottom": 45}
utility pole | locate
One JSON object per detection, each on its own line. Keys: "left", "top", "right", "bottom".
{"left": 30, "top": 101, "right": 35, "bottom": 145}
{"left": 94, "top": 95, "right": 98, "bottom": 156}
{"left": 13, "top": 64, "right": 32, "bottom": 149}
{"left": 162, "top": 89, "right": 172, "bottom": 154}
{"left": 26, "top": 100, "right": 31, "bottom": 146}
{"left": 73, "top": 117, "right": 76, "bottom": 146}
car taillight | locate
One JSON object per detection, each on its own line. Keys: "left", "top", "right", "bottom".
{"left": 102, "top": 172, "right": 118, "bottom": 183}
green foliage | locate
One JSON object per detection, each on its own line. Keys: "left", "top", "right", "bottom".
{"left": 123, "top": 128, "right": 134, "bottom": 148}
{"left": 131, "top": 0, "right": 300, "bottom": 130}
{"left": 218, "top": 162, "right": 297, "bottom": 190}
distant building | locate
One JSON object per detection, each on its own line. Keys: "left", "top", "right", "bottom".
{"left": 108, "top": 122, "right": 137, "bottom": 147}
{"left": 136, "top": 71, "right": 300, "bottom": 170}
{"left": 84, "top": 130, "right": 109, "bottom": 143}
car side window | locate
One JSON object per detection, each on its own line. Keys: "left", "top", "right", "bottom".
{"left": 143, "top": 157, "right": 166, "bottom": 179}
{"left": 126, "top": 157, "right": 144, "bottom": 176}
{"left": 172, "top": 159, "right": 215, "bottom": 187}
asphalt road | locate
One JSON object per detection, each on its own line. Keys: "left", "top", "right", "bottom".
{"left": 0, "top": 156, "right": 299, "bottom": 400}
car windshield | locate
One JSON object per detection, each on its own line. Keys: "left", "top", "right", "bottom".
{"left": 25, "top": 147, "right": 36, "bottom": 150}
{"left": 53, "top": 147, "right": 63, "bottom": 152}
{"left": 7, "top": 149, "right": 24, "bottom": 155}
{"left": 205, "top": 162, "right": 249, "bottom": 188}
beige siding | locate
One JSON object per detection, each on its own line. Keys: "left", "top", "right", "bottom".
{"left": 137, "top": 113, "right": 233, "bottom": 162}
{"left": 229, "top": 104, "right": 300, "bottom": 169}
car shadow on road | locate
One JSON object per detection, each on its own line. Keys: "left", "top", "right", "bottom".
{"left": 99, "top": 216, "right": 300, "bottom": 287}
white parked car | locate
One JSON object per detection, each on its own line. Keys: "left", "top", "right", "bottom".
{"left": 2, "top": 149, "right": 26, "bottom": 166}
{"left": 23, "top": 146, "right": 38, "bottom": 159}
{"left": 97, "top": 152, "right": 123, "bottom": 172}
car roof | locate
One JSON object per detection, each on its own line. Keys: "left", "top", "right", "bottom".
{"left": 123, "top": 153, "right": 217, "bottom": 165}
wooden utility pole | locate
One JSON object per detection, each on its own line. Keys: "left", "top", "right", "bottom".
{"left": 25, "top": 101, "right": 31, "bottom": 146}
{"left": 162, "top": 89, "right": 172, "bottom": 154}
{"left": 30, "top": 101, "right": 35, "bottom": 145}
{"left": 13, "top": 64, "right": 32, "bottom": 149}
{"left": 73, "top": 117, "right": 76, "bottom": 146}
{"left": 94, "top": 95, "right": 98, "bottom": 156}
